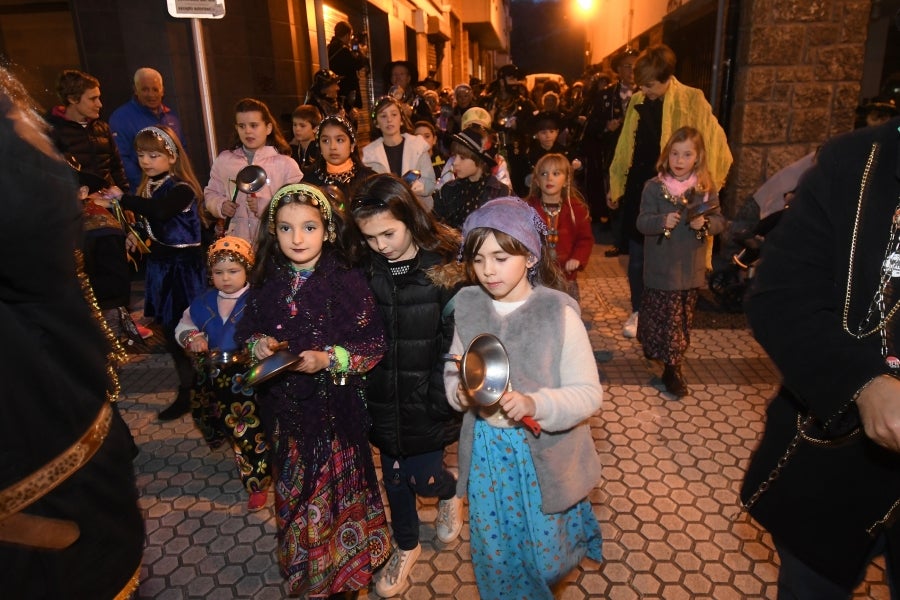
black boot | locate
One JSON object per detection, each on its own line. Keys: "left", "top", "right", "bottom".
{"left": 662, "top": 364, "right": 688, "bottom": 398}
{"left": 158, "top": 386, "right": 192, "bottom": 421}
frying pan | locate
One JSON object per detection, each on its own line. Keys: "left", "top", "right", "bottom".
{"left": 446, "top": 333, "right": 541, "bottom": 436}
{"left": 240, "top": 350, "right": 301, "bottom": 390}
{"left": 224, "top": 165, "right": 268, "bottom": 232}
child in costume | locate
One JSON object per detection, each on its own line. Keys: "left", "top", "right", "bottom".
{"left": 344, "top": 173, "right": 463, "bottom": 597}
{"left": 523, "top": 153, "right": 594, "bottom": 300}
{"left": 635, "top": 126, "right": 725, "bottom": 397}
{"left": 175, "top": 236, "right": 271, "bottom": 511}
{"left": 444, "top": 196, "right": 603, "bottom": 600}
{"left": 236, "top": 182, "right": 391, "bottom": 597}
{"left": 300, "top": 114, "right": 374, "bottom": 202}
{"left": 98, "top": 125, "right": 207, "bottom": 421}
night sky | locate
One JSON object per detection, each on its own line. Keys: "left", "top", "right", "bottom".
{"left": 509, "top": 0, "right": 589, "bottom": 83}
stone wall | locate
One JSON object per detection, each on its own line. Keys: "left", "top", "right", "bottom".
{"left": 727, "top": 0, "right": 871, "bottom": 208}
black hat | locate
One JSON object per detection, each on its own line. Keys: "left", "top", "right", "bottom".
{"left": 532, "top": 110, "right": 562, "bottom": 132}
{"left": 451, "top": 126, "right": 497, "bottom": 167}
{"left": 863, "top": 96, "right": 898, "bottom": 116}
{"left": 496, "top": 64, "right": 523, "bottom": 84}
{"left": 611, "top": 48, "right": 639, "bottom": 70}
{"left": 313, "top": 69, "right": 342, "bottom": 91}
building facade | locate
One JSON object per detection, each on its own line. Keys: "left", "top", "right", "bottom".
{"left": 0, "top": 0, "right": 509, "bottom": 177}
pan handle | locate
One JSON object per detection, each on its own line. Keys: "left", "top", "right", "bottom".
{"left": 521, "top": 416, "right": 541, "bottom": 436}
{"left": 505, "top": 382, "right": 541, "bottom": 436}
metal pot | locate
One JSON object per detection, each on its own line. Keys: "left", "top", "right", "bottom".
{"left": 224, "top": 165, "right": 269, "bottom": 231}
{"left": 445, "top": 333, "right": 541, "bottom": 436}
{"left": 240, "top": 350, "right": 302, "bottom": 390}
{"left": 201, "top": 349, "right": 248, "bottom": 377}
{"left": 235, "top": 165, "right": 268, "bottom": 197}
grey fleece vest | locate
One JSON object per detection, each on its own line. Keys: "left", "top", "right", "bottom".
{"left": 453, "top": 284, "right": 602, "bottom": 513}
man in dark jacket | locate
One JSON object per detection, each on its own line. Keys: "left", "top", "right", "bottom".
{"left": 741, "top": 117, "right": 900, "bottom": 597}
{"left": 578, "top": 48, "right": 637, "bottom": 249}
{"left": 327, "top": 21, "right": 368, "bottom": 110}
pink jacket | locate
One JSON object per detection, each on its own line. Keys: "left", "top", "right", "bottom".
{"left": 204, "top": 145, "right": 302, "bottom": 243}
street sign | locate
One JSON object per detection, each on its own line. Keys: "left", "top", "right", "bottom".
{"left": 166, "top": 0, "right": 225, "bottom": 19}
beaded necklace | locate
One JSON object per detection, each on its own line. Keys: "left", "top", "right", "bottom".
{"left": 285, "top": 265, "right": 314, "bottom": 317}
{"left": 316, "top": 162, "right": 356, "bottom": 186}
{"left": 144, "top": 173, "right": 172, "bottom": 198}
{"left": 541, "top": 201, "right": 561, "bottom": 259}
{"left": 841, "top": 143, "right": 900, "bottom": 369}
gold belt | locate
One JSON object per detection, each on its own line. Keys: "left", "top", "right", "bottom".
{"left": 0, "top": 402, "right": 113, "bottom": 548}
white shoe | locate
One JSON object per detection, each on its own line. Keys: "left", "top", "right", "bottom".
{"left": 622, "top": 311, "right": 639, "bottom": 338}
{"left": 435, "top": 496, "right": 463, "bottom": 543}
{"left": 375, "top": 544, "right": 421, "bottom": 597}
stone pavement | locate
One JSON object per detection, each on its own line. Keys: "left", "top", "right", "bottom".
{"left": 121, "top": 244, "right": 889, "bottom": 599}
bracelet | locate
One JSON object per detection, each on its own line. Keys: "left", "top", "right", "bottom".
{"left": 180, "top": 329, "right": 203, "bottom": 347}
{"left": 324, "top": 345, "right": 350, "bottom": 372}
{"left": 246, "top": 333, "right": 268, "bottom": 362}
{"left": 851, "top": 374, "right": 887, "bottom": 403}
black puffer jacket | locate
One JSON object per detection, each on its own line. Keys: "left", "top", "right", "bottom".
{"left": 46, "top": 110, "right": 129, "bottom": 190}
{"left": 365, "top": 249, "right": 462, "bottom": 456}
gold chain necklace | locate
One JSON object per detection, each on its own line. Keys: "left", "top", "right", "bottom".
{"left": 841, "top": 142, "right": 900, "bottom": 349}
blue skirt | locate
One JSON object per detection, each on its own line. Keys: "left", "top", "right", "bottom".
{"left": 467, "top": 419, "right": 603, "bottom": 600}
{"left": 144, "top": 249, "right": 206, "bottom": 329}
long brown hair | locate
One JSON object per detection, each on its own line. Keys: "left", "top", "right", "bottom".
{"left": 134, "top": 125, "right": 203, "bottom": 199}
{"left": 345, "top": 173, "right": 460, "bottom": 264}
{"left": 230, "top": 97, "right": 292, "bottom": 155}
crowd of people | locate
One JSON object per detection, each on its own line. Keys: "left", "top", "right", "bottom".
{"left": 9, "top": 13, "right": 900, "bottom": 598}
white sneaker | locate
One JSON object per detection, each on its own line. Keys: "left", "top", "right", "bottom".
{"left": 622, "top": 311, "right": 639, "bottom": 338}
{"left": 375, "top": 544, "right": 421, "bottom": 597}
{"left": 435, "top": 496, "right": 463, "bottom": 543}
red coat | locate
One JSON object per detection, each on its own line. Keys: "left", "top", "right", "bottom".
{"left": 524, "top": 195, "right": 594, "bottom": 280}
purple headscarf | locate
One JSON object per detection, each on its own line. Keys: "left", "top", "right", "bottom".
{"left": 461, "top": 196, "right": 548, "bottom": 259}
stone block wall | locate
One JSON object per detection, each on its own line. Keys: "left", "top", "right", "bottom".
{"left": 727, "top": 0, "right": 871, "bottom": 208}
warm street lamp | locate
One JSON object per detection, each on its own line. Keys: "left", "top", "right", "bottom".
{"left": 575, "top": 0, "right": 596, "bottom": 70}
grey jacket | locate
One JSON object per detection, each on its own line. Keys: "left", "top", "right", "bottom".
{"left": 637, "top": 178, "right": 725, "bottom": 290}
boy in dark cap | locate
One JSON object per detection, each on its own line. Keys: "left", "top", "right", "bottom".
{"left": 432, "top": 125, "right": 511, "bottom": 229}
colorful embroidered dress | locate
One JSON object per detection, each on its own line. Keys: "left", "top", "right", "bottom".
{"left": 187, "top": 287, "right": 270, "bottom": 494}
{"left": 236, "top": 249, "right": 391, "bottom": 596}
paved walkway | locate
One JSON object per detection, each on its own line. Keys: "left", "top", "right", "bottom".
{"left": 121, "top": 244, "right": 889, "bottom": 599}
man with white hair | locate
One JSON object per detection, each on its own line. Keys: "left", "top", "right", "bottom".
{"left": 110, "top": 67, "right": 185, "bottom": 190}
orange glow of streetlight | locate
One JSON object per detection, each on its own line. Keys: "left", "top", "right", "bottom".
{"left": 576, "top": 0, "right": 595, "bottom": 14}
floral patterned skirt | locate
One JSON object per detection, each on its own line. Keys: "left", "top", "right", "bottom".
{"left": 275, "top": 434, "right": 391, "bottom": 596}
{"left": 637, "top": 287, "right": 698, "bottom": 365}
{"left": 467, "top": 420, "right": 603, "bottom": 600}
{"left": 190, "top": 364, "right": 270, "bottom": 494}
